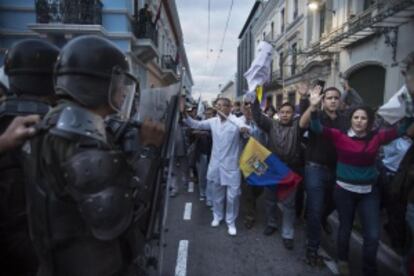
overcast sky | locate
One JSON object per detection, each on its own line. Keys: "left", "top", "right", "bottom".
{"left": 176, "top": 0, "right": 256, "bottom": 102}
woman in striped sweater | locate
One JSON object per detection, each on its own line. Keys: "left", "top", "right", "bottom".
{"left": 308, "top": 89, "right": 414, "bottom": 276}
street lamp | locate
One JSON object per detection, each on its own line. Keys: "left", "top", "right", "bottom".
{"left": 308, "top": 0, "right": 336, "bottom": 15}
{"left": 308, "top": 1, "right": 318, "bottom": 11}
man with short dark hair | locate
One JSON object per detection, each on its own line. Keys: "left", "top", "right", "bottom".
{"left": 299, "top": 84, "right": 348, "bottom": 266}
{"left": 252, "top": 96, "right": 304, "bottom": 250}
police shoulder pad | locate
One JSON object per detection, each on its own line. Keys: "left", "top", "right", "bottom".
{"left": 50, "top": 105, "right": 107, "bottom": 144}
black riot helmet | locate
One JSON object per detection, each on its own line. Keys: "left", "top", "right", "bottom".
{"left": 4, "top": 38, "right": 60, "bottom": 97}
{"left": 54, "top": 35, "right": 137, "bottom": 120}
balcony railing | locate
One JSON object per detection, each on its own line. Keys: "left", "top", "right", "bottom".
{"left": 131, "top": 20, "right": 158, "bottom": 47}
{"left": 304, "top": 0, "right": 414, "bottom": 56}
{"left": 35, "top": 0, "right": 103, "bottom": 24}
{"left": 161, "top": 55, "right": 178, "bottom": 73}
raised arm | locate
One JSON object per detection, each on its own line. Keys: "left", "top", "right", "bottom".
{"left": 299, "top": 86, "right": 323, "bottom": 129}
{"left": 183, "top": 116, "right": 212, "bottom": 130}
{"left": 179, "top": 97, "right": 211, "bottom": 130}
{"left": 309, "top": 110, "right": 323, "bottom": 134}
{"left": 251, "top": 98, "right": 272, "bottom": 133}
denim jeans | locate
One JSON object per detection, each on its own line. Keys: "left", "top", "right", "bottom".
{"left": 264, "top": 185, "right": 296, "bottom": 239}
{"left": 304, "top": 163, "right": 336, "bottom": 251}
{"left": 334, "top": 185, "right": 380, "bottom": 276}
{"left": 196, "top": 154, "right": 208, "bottom": 198}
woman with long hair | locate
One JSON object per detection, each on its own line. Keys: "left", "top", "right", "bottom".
{"left": 308, "top": 89, "right": 414, "bottom": 275}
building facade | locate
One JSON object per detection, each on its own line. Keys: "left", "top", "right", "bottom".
{"left": 236, "top": 0, "right": 264, "bottom": 98}
{"left": 220, "top": 80, "right": 236, "bottom": 101}
{"left": 250, "top": 0, "right": 306, "bottom": 109}
{"left": 0, "top": 0, "right": 193, "bottom": 93}
{"left": 242, "top": 0, "right": 414, "bottom": 109}
{"left": 301, "top": 0, "right": 414, "bottom": 108}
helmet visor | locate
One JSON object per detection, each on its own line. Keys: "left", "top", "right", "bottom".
{"left": 108, "top": 67, "right": 137, "bottom": 121}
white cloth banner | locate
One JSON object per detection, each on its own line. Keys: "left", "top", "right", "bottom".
{"left": 243, "top": 41, "right": 273, "bottom": 94}
{"left": 378, "top": 85, "right": 410, "bottom": 124}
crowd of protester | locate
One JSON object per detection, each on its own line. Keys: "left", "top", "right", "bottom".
{"left": 177, "top": 52, "right": 414, "bottom": 275}
{"left": 1, "top": 35, "right": 414, "bottom": 276}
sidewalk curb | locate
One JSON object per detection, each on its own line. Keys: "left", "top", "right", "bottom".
{"left": 321, "top": 213, "right": 402, "bottom": 275}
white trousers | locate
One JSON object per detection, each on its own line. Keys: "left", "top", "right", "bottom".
{"left": 211, "top": 181, "right": 240, "bottom": 225}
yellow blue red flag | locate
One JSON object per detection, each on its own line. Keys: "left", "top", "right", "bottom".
{"left": 240, "top": 137, "right": 302, "bottom": 200}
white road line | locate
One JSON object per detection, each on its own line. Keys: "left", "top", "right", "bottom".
{"left": 320, "top": 248, "right": 339, "bottom": 275}
{"left": 188, "top": 182, "right": 194, "bottom": 193}
{"left": 175, "top": 240, "right": 189, "bottom": 276}
{"left": 183, "top": 202, "right": 192, "bottom": 220}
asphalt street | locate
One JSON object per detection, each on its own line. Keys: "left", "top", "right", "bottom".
{"left": 159, "top": 173, "right": 334, "bottom": 276}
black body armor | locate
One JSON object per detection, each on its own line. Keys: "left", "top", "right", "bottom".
{"left": 24, "top": 103, "right": 146, "bottom": 276}
{"left": 0, "top": 97, "right": 51, "bottom": 276}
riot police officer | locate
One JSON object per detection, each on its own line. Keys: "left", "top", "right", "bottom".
{"left": 0, "top": 38, "right": 59, "bottom": 276}
{"left": 24, "top": 35, "right": 164, "bottom": 276}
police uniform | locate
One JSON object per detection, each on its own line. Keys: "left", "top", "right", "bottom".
{"left": 0, "top": 38, "right": 59, "bottom": 276}
{"left": 23, "top": 36, "right": 146, "bottom": 276}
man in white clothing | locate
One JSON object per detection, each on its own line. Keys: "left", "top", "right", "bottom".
{"left": 180, "top": 98, "right": 250, "bottom": 236}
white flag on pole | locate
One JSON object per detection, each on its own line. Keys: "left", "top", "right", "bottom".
{"left": 243, "top": 41, "right": 273, "bottom": 96}
{"left": 377, "top": 85, "right": 413, "bottom": 124}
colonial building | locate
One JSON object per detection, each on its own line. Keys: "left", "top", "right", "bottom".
{"left": 302, "top": 0, "right": 414, "bottom": 107}
{"left": 241, "top": 0, "right": 414, "bottom": 109}
{"left": 236, "top": 0, "right": 264, "bottom": 98}
{"left": 251, "top": 0, "right": 306, "bottom": 109}
{"left": 0, "top": 0, "right": 193, "bottom": 93}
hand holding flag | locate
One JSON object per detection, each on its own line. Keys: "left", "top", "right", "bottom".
{"left": 240, "top": 137, "right": 302, "bottom": 200}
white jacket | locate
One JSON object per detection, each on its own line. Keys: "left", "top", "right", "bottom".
{"left": 184, "top": 114, "right": 250, "bottom": 186}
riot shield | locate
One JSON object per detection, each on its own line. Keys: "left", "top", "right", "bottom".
{"left": 128, "top": 83, "right": 182, "bottom": 274}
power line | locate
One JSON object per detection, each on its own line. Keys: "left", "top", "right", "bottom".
{"left": 210, "top": 0, "right": 234, "bottom": 76}
{"left": 207, "top": 0, "right": 211, "bottom": 60}
{"left": 196, "top": 0, "right": 234, "bottom": 97}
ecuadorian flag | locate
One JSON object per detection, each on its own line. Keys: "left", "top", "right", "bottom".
{"left": 240, "top": 137, "right": 302, "bottom": 200}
